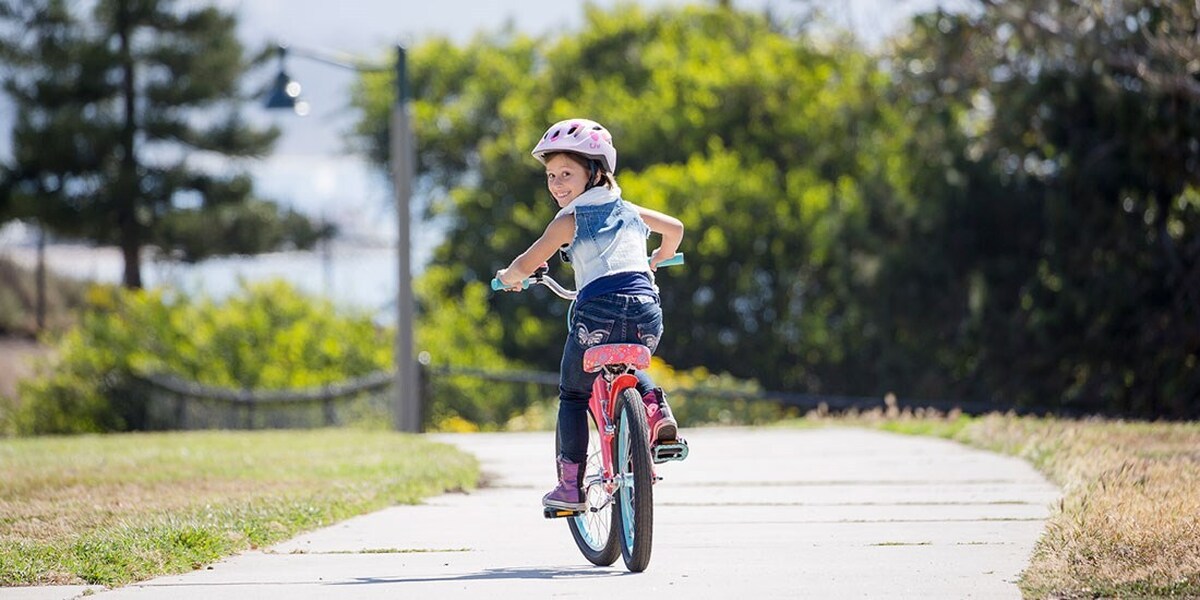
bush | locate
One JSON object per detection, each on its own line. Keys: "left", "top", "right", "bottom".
{"left": 648, "top": 358, "right": 797, "bottom": 425}
{"left": 13, "top": 281, "right": 393, "bottom": 434}
{"left": 8, "top": 269, "right": 781, "bottom": 435}
{"left": 416, "top": 266, "right": 528, "bottom": 431}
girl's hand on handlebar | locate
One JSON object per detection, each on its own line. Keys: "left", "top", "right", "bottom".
{"left": 648, "top": 248, "right": 674, "bottom": 271}
{"left": 494, "top": 268, "right": 525, "bottom": 292}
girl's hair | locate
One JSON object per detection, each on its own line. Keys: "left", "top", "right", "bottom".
{"left": 544, "top": 151, "right": 615, "bottom": 190}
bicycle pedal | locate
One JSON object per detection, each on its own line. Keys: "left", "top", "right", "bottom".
{"left": 543, "top": 507, "right": 584, "bottom": 519}
{"left": 652, "top": 438, "right": 689, "bottom": 463}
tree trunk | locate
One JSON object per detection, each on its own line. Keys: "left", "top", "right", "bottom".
{"left": 116, "top": 0, "right": 141, "bottom": 289}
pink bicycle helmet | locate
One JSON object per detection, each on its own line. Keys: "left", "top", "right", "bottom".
{"left": 531, "top": 118, "right": 617, "bottom": 173}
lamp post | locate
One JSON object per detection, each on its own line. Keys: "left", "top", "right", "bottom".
{"left": 265, "top": 44, "right": 420, "bottom": 433}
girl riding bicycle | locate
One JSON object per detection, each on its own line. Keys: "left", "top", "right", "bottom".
{"left": 496, "top": 118, "right": 685, "bottom": 512}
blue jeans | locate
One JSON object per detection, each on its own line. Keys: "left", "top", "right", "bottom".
{"left": 558, "top": 293, "right": 663, "bottom": 464}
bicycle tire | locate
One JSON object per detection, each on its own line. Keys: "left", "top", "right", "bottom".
{"left": 564, "top": 413, "right": 620, "bottom": 566}
{"left": 613, "top": 387, "right": 654, "bottom": 572}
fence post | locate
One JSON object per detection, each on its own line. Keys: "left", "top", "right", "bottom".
{"left": 417, "top": 363, "right": 432, "bottom": 433}
{"left": 323, "top": 384, "right": 335, "bottom": 426}
{"left": 174, "top": 393, "right": 186, "bottom": 430}
{"left": 244, "top": 394, "right": 255, "bottom": 430}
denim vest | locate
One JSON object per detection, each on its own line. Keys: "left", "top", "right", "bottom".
{"left": 558, "top": 185, "right": 651, "bottom": 292}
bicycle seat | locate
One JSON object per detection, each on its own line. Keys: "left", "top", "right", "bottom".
{"left": 582, "top": 344, "right": 652, "bottom": 373}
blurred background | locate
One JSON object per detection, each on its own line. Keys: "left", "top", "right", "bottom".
{"left": 1, "top": 0, "right": 1196, "bottom": 435}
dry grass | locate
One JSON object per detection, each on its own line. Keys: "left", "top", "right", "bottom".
{"left": 803, "top": 408, "right": 1200, "bottom": 598}
{"left": 986, "top": 419, "right": 1200, "bottom": 599}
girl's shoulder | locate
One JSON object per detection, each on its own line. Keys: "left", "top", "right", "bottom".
{"left": 546, "top": 211, "right": 576, "bottom": 240}
{"left": 616, "top": 198, "right": 645, "bottom": 214}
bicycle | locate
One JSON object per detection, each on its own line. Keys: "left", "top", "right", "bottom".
{"left": 491, "top": 253, "right": 689, "bottom": 572}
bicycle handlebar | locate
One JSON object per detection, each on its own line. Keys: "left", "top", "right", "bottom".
{"left": 491, "top": 253, "right": 685, "bottom": 299}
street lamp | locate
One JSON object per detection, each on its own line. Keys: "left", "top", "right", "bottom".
{"left": 265, "top": 43, "right": 420, "bottom": 433}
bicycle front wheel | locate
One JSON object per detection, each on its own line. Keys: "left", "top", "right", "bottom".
{"left": 613, "top": 387, "right": 654, "bottom": 572}
{"left": 567, "top": 413, "right": 620, "bottom": 566}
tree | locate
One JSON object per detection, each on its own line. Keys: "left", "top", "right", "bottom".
{"left": 351, "top": 5, "right": 906, "bottom": 394}
{"left": 0, "top": 0, "right": 322, "bottom": 288}
{"left": 887, "top": 1, "right": 1200, "bottom": 416}
{"left": 350, "top": 2, "right": 1197, "bottom": 417}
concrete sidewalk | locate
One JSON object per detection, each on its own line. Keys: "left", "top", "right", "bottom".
{"left": 10, "top": 427, "right": 1059, "bottom": 599}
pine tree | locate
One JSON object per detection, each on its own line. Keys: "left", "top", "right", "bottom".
{"left": 1, "top": 0, "right": 323, "bottom": 288}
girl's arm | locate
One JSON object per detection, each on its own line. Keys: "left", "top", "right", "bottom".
{"left": 633, "top": 205, "right": 685, "bottom": 271}
{"left": 496, "top": 213, "right": 574, "bottom": 290}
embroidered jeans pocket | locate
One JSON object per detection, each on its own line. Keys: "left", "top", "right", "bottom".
{"left": 636, "top": 312, "right": 663, "bottom": 353}
{"left": 572, "top": 314, "right": 614, "bottom": 349}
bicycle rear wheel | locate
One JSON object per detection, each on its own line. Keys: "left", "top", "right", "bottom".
{"left": 613, "top": 387, "right": 654, "bottom": 572}
{"left": 566, "top": 413, "right": 619, "bottom": 566}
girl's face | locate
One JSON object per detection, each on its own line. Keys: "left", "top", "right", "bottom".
{"left": 545, "top": 153, "right": 590, "bottom": 208}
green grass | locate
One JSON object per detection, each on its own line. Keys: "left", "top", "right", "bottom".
{"left": 795, "top": 410, "right": 1200, "bottom": 599}
{"left": 0, "top": 429, "right": 478, "bottom": 586}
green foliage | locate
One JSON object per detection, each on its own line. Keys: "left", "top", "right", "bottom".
{"left": 349, "top": 2, "right": 1199, "bottom": 418}
{"left": 644, "top": 358, "right": 796, "bottom": 426}
{"left": 12, "top": 281, "right": 392, "bottom": 434}
{"left": 353, "top": 5, "right": 898, "bottom": 392}
{"left": 886, "top": 3, "right": 1200, "bottom": 415}
{"left": 416, "top": 265, "right": 530, "bottom": 430}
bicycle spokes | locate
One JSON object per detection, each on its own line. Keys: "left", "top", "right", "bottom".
{"left": 564, "top": 417, "right": 620, "bottom": 566}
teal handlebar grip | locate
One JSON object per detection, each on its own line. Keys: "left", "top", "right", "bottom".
{"left": 656, "top": 252, "right": 685, "bottom": 267}
{"left": 491, "top": 277, "right": 532, "bottom": 291}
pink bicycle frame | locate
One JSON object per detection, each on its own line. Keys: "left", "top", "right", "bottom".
{"left": 581, "top": 342, "right": 653, "bottom": 492}
{"left": 590, "top": 370, "right": 641, "bottom": 494}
